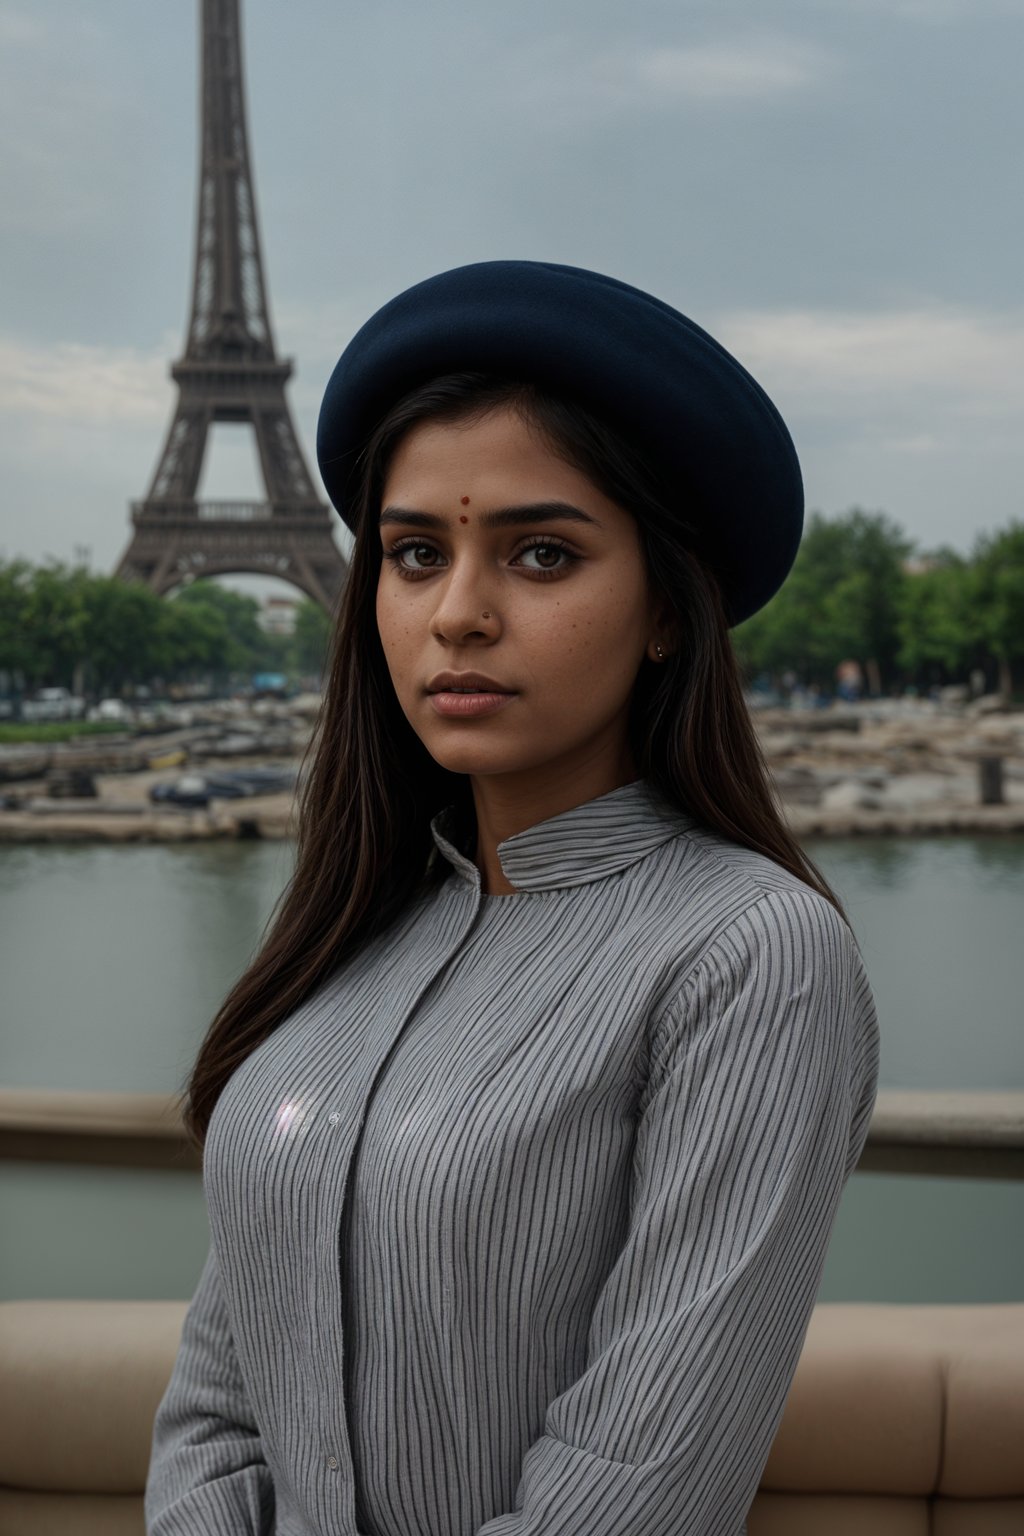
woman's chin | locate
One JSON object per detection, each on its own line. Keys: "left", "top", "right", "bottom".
{"left": 423, "top": 737, "right": 543, "bottom": 780}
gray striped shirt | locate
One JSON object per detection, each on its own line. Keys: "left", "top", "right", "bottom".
{"left": 146, "top": 776, "right": 880, "bottom": 1536}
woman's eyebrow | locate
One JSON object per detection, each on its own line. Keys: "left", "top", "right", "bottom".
{"left": 378, "top": 501, "right": 603, "bottom": 531}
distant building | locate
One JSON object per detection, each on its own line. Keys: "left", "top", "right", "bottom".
{"left": 901, "top": 555, "right": 940, "bottom": 575}
{"left": 260, "top": 595, "right": 299, "bottom": 636}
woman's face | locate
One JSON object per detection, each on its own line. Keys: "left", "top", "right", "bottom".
{"left": 375, "top": 403, "right": 665, "bottom": 786}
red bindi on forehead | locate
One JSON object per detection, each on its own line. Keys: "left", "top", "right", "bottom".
{"left": 460, "top": 496, "right": 470, "bottom": 505}
{"left": 459, "top": 515, "right": 468, "bottom": 523}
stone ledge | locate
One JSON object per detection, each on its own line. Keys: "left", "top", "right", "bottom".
{"left": 787, "top": 805, "right": 1024, "bottom": 835}
{"left": 1, "top": 1087, "right": 1020, "bottom": 1177}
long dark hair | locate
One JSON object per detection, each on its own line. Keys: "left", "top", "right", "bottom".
{"left": 183, "top": 372, "right": 847, "bottom": 1147}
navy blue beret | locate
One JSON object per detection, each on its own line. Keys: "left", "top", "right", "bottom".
{"left": 316, "top": 260, "right": 803, "bottom": 626}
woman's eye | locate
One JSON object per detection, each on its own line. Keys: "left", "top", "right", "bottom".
{"left": 388, "top": 543, "right": 441, "bottom": 569}
{"left": 517, "top": 543, "right": 568, "bottom": 571}
{"left": 382, "top": 538, "right": 577, "bottom": 578}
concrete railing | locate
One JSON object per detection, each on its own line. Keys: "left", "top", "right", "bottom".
{"left": 1, "top": 1087, "right": 1022, "bottom": 1179}
{"left": 858, "top": 1090, "right": 1024, "bottom": 1179}
{"left": 0, "top": 1089, "right": 200, "bottom": 1170}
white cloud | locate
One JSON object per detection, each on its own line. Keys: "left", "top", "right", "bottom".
{"left": 715, "top": 304, "right": 1024, "bottom": 444}
{"left": 836, "top": 0, "right": 1024, "bottom": 19}
{"left": 628, "top": 38, "right": 830, "bottom": 101}
{"left": 0, "top": 6, "right": 119, "bottom": 239}
{"left": 0, "top": 7, "right": 45, "bottom": 46}
{"left": 492, "top": 32, "right": 832, "bottom": 129}
{"left": 0, "top": 334, "right": 175, "bottom": 423}
{"left": 273, "top": 293, "right": 381, "bottom": 372}
{"left": 710, "top": 303, "right": 1024, "bottom": 549}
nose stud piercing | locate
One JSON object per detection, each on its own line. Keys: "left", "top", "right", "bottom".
{"left": 477, "top": 611, "right": 664, "bottom": 657}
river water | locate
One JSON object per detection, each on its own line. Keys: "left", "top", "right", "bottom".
{"left": 2, "top": 835, "right": 1021, "bottom": 1302}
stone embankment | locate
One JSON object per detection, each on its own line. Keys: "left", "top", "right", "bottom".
{"left": 1, "top": 694, "right": 1022, "bottom": 842}
{"left": 759, "top": 697, "right": 1024, "bottom": 834}
{"left": 0, "top": 784, "right": 297, "bottom": 843}
{"left": 0, "top": 696, "right": 314, "bottom": 843}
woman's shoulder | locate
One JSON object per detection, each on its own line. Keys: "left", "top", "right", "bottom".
{"left": 651, "top": 818, "right": 848, "bottom": 937}
{"left": 641, "top": 830, "right": 879, "bottom": 1091}
{"left": 636, "top": 820, "right": 864, "bottom": 1020}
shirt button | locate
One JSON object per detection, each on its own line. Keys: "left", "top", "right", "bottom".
{"left": 327, "top": 1112, "right": 341, "bottom": 1127}
{"left": 326, "top": 1454, "right": 339, "bottom": 1470}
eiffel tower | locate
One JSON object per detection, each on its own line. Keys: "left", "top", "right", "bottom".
{"left": 114, "top": 0, "right": 348, "bottom": 611}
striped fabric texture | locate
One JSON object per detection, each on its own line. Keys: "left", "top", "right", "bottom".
{"left": 146, "top": 776, "right": 881, "bottom": 1536}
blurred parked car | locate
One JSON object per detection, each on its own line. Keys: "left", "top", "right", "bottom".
{"left": 149, "top": 773, "right": 211, "bottom": 808}
{"left": 21, "top": 688, "right": 86, "bottom": 722}
{"left": 149, "top": 766, "right": 298, "bottom": 808}
{"left": 87, "top": 698, "right": 134, "bottom": 723}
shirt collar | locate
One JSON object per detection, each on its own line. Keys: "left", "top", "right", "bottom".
{"left": 429, "top": 776, "right": 695, "bottom": 894}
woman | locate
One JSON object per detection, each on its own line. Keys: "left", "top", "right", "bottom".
{"left": 146, "top": 260, "right": 880, "bottom": 1536}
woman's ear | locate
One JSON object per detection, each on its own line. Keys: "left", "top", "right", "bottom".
{"left": 648, "top": 595, "right": 680, "bottom": 662}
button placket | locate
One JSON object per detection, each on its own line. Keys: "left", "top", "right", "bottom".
{"left": 319, "top": 886, "right": 482, "bottom": 1516}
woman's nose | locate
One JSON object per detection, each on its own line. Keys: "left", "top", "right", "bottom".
{"left": 428, "top": 556, "right": 499, "bottom": 641}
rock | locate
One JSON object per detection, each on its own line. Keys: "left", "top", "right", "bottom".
{"left": 22, "top": 797, "right": 155, "bottom": 816}
{"left": 45, "top": 768, "right": 98, "bottom": 799}
{"left": 821, "top": 778, "right": 887, "bottom": 812}
{"left": 0, "top": 747, "right": 51, "bottom": 783}
{"left": 772, "top": 764, "right": 825, "bottom": 805}
{"left": 758, "top": 732, "right": 803, "bottom": 755}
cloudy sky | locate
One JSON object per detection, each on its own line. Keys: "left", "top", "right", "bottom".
{"left": 2, "top": 0, "right": 1022, "bottom": 584}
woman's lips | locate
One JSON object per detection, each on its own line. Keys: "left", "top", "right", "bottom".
{"left": 428, "top": 691, "right": 518, "bottom": 718}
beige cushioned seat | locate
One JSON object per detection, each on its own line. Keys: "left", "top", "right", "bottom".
{"left": 1, "top": 1299, "right": 1021, "bottom": 1534}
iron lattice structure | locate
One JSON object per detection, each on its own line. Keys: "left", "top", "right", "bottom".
{"left": 114, "top": 0, "right": 348, "bottom": 611}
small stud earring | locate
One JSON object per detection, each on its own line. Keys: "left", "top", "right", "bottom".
{"left": 655, "top": 643, "right": 665, "bottom": 660}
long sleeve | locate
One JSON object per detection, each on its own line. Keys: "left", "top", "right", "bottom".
{"left": 474, "top": 888, "right": 880, "bottom": 1536}
{"left": 145, "top": 1242, "right": 276, "bottom": 1535}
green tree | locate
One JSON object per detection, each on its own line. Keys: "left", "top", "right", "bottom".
{"left": 287, "top": 598, "right": 332, "bottom": 679}
{"left": 896, "top": 549, "right": 978, "bottom": 684}
{"left": 969, "top": 522, "right": 1024, "bottom": 700}
{"left": 0, "top": 563, "right": 329, "bottom": 696}
{"left": 19, "top": 561, "right": 90, "bottom": 689}
{"left": 168, "top": 579, "right": 287, "bottom": 680}
{"left": 158, "top": 593, "right": 233, "bottom": 682}
{"left": 733, "top": 508, "right": 913, "bottom": 692}
{"left": 0, "top": 559, "right": 35, "bottom": 685}
{"left": 79, "top": 577, "right": 166, "bottom": 695}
